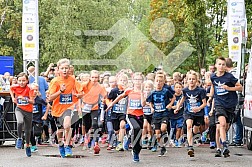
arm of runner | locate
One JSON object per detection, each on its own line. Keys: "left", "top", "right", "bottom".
{"left": 166, "top": 95, "right": 175, "bottom": 110}
{"left": 207, "top": 83, "right": 214, "bottom": 105}
{"left": 49, "top": 84, "right": 66, "bottom": 101}
{"left": 174, "top": 96, "right": 185, "bottom": 113}
{"left": 192, "top": 98, "right": 207, "bottom": 113}
{"left": 9, "top": 86, "right": 17, "bottom": 104}
{"left": 222, "top": 82, "right": 242, "bottom": 92}
{"left": 42, "top": 103, "right": 51, "bottom": 120}
{"left": 105, "top": 92, "right": 126, "bottom": 112}
{"left": 209, "top": 98, "right": 215, "bottom": 116}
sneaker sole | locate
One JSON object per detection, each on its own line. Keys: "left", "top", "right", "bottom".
{"left": 93, "top": 153, "right": 100, "bottom": 156}
{"left": 188, "top": 150, "right": 194, "bottom": 157}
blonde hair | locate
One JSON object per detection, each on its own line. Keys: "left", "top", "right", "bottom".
{"left": 90, "top": 70, "right": 99, "bottom": 76}
{"left": 155, "top": 70, "right": 165, "bottom": 80}
{"left": 57, "top": 58, "right": 70, "bottom": 67}
{"left": 144, "top": 80, "right": 154, "bottom": 89}
{"left": 132, "top": 72, "right": 143, "bottom": 80}
{"left": 186, "top": 70, "right": 199, "bottom": 81}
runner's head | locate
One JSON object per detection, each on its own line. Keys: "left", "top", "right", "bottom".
{"left": 174, "top": 82, "right": 183, "bottom": 94}
{"left": 17, "top": 72, "right": 29, "bottom": 88}
{"left": 154, "top": 70, "right": 165, "bottom": 90}
{"left": 143, "top": 80, "right": 154, "bottom": 92}
{"left": 57, "top": 58, "right": 70, "bottom": 78}
{"left": 81, "top": 73, "right": 90, "bottom": 83}
{"left": 30, "top": 83, "right": 39, "bottom": 96}
{"left": 132, "top": 72, "right": 143, "bottom": 89}
{"left": 215, "top": 56, "right": 226, "bottom": 73}
{"left": 186, "top": 70, "right": 198, "bottom": 88}
{"left": 117, "top": 73, "right": 128, "bottom": 89}
{"left": 90, "top": 70, "right": 99, "bottom": 83}
{"left": 108, "top": 76, "right": 117, "bottom": 88}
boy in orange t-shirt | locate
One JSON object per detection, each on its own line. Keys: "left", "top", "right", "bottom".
{"left": 10, "top": 72, "right": 35, "bottom": 157}
{"left": 49, "top": 58, "right": 82, "bottom": 158}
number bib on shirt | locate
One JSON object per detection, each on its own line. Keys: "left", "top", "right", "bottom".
{"left": 187, "top": 102, "right": 201, "bottom": 113}
{"left": 113, "top": 104, "right": 127, "bottom": 114}
{"left": 154, "top": 102, "right": 166, "bottom": 112}
{"left": 17, "top": 97, "right": 29, "bottom": 105}
{"left": 33, "top": 105, "right": 39, "bottom": 114}
{"left": 59, "top": 94, "right": 73, "bottom": 104}
{"left": 143, "top": 106, "right": 152, "bottom": 115}
{"left": 128, "top": 99, "right": 142, "bottom": 109}
{"left": 82, "top": 103, "right": 93, "bottom": 113}
{"left": 215, "top": 85, "right": 228, "bottom": 96}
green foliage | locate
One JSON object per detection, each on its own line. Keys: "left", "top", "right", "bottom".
{"left": 0, "top": 0, "right": 251, "bottom": 75}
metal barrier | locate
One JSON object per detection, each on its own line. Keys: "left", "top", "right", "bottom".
{"left": 0, "top": 92, "right": 18, "bottom": 145}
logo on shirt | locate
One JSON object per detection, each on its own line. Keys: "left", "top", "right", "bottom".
{"left": 186, "top": 93, "right": 200, "bottom": 113}
{"left": 214, "top": 81, "right": 228, "bottom": 95}
{"left": 153, "top": 94, "right": 164, "bottom": 101}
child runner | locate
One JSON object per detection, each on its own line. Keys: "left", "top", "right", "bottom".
{"left": 30, "top": 83, "right": 50, "bottom": 152}
{"left": 141, "top": 80, "right": 154, "bottom": 149}
{"left": 169, "top": 82, "right": 184, "bottom": 147}
{"left": 146, "top": 70, "right": 175, "bottom": 157}
{"left": 10, "top": 72, "right": 35, "bottom": 157}
{"left": 175, "top": 71, "right": 207, "bottom": 157}
{"left": 81, "top": 70, "right": 107, "bottom": 155}
{"left": 107, "top": 72, "right": 144, "bottom": 162}
{"left": 209, "top": 57, "right": 242, "bottom": 157}
{"left": 49, "top": 58, "right": 81, "bottom": 158}
{"left": 107, "top": 73, "right": 129, "bottom": 151}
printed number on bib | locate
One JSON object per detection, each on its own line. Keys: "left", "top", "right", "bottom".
{"left": 129, "top": 99, "right": 142, "bottom": 109}
{"left": 59, "top": 94, "right": 73, "bottom": 104}
{"left": 82, "top": 104, "right": 92, "bottom": 113}
{"left": 154, "top": 102, "right": 165, "bottom": 112}
{"left": 17, "top": 97, "right": 29, "bottom": 105}
{"left": 33, "top": 105, "right": 39, "bottom": 113}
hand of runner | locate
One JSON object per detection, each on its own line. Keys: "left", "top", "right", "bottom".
{"left": 60, "top": 84, "right": 66, "bottom": 93}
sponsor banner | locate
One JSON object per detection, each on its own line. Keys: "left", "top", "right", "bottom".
{"left": 227, "top": 0, "right": 246, "bottom": 62}
{"left": 22, "top": 0, "right": 39, "bottom": 60}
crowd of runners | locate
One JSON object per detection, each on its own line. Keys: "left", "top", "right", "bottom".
{"left": 6, "top": 57, "right": 243, "bottom": 162}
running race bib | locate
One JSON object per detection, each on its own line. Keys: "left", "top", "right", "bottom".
{"left": 143, "top": 106, "right": 152, "bottom": 115}
{"left": 59, "top": 94, "right": 73, "bottom": 104}
{"left": 128, "top": 99, "right": 142, "bottom": 109}
{"left": 187, "top": 102, "right": 201, "bottom": 113}
{"left": 154, "top": 102, "right": 166, "bottom": 112}
{"left": 82, "top": 103, "right": 93, "bottom": 113}
{"left": 215, "top": 85, "right": 228, "bottom": 96}
{"left": 214, "top": 81, "right": 228, "bottom": 96}
{"left": 17, "top": 97, "right": 29, "bottom": 105}
{"left": 113, "top": 104, "right": 127, "bottom": 114}
{"left": 33, "top": 105, "right": 39, "bottom": 114}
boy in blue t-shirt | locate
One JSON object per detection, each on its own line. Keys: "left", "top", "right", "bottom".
{"left": 169, "top": 82, "right": 184, "bottom": 147}
{"left": 209, "top": 57, "right": 242, "bottom": 157}
{"left": 175, "top": 71, "right": 207, "bottom": 157}
{"left": 146, "top": 71, "right": 175, "bottom": 157}
{"left": 30, "top": 83, "right": 50, "bottom": 153}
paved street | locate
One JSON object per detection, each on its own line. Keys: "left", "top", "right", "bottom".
{"left": 0, "top": 142, "right": 252, "bottom": 167}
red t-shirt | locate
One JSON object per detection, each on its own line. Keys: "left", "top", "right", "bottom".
{"left": 125, "top": 89, "right": 143, "bottom": 117}
{"left": 10, "top": 84, "right": 34, "bottom": 112}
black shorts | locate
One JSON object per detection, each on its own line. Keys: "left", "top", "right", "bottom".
{"left": 184, "top": 113, "right": 204, "bottom": 126}
{"left": 144, "top": 114, "right": 153, "bottom": 125}
{"left": 215, "top": 105, "right": 235, "bottom": 124}
{"left": 82, "top": 110, "right": 99, "bottom": 132}
{"left": 112, "top": 113, "right": 126, "bottom": 131}
{"left": 53, "top": 109, "right": 72, "bottom": 129}
{"left": 152, "top": 116, "right": 168, "bottom": 130}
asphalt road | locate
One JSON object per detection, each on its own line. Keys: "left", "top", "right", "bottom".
{"left": 0, "top": 142, "right": 252, "bottom": 167}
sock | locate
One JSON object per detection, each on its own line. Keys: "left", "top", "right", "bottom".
{"left": 223, "top": 141, "right": 228, "bottom": 148}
